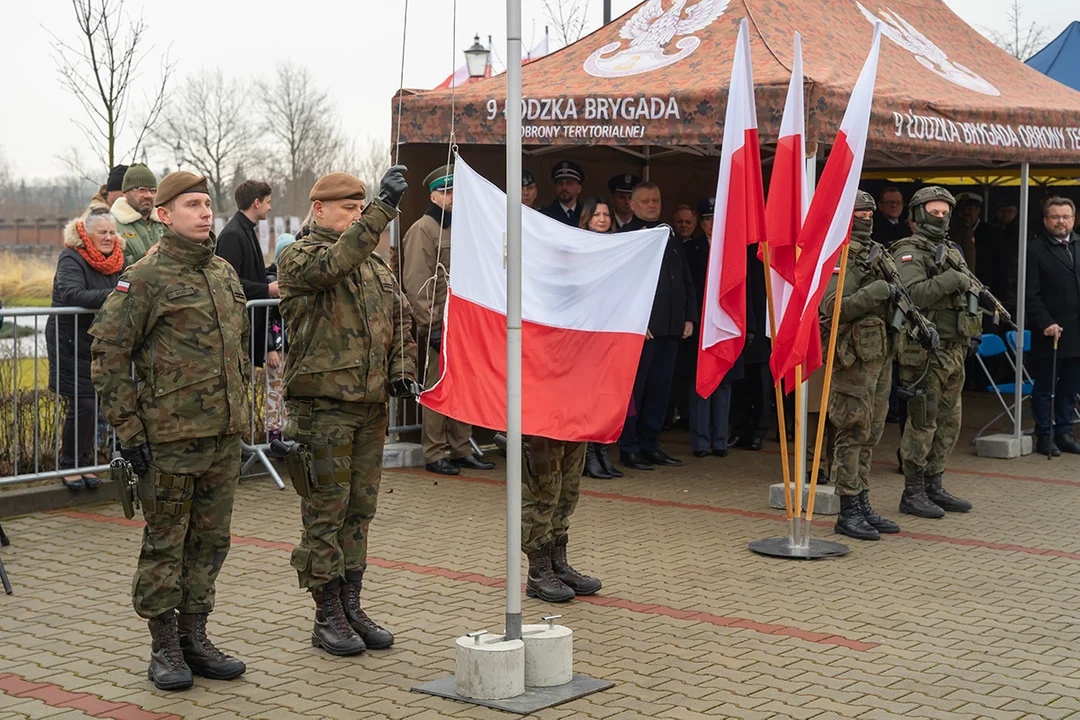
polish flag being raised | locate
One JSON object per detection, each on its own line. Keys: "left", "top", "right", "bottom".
{"left": 420, "top": 158, "right": 669, "bottom": 442}
{"left": 762, "top": 33, "right": 816, "bottom": 392}
{"left": 696, "top": 18, "right": 766, "bottom": 398}
{"left": 772, "top": 24, "right": 883, "bottom": 386}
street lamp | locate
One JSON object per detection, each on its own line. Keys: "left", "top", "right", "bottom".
{"left": 464, "top": 33, "right": 488, "bottom": 79}
{"left": 173, "top": 141, "right": 183, "bottom": 169}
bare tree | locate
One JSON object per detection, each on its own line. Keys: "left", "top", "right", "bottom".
{"left": 48, "top": 0, "right": 174, "bottom": 172}
{"left": 985, "top": 0, "right": 1047, "bottom": 61}
{"left": 542, "top": 0, "right": 593, "bottom": 48}
{"left": 258, "top": 62, "right": 348, "bottom": 216}
{"left": 342, "top": 138, "right": 392, "bottom": 201}
{"left": 155, "top": 70, "right": 258, "bottom": 212}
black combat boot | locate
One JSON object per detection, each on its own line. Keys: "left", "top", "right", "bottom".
{"left": 924, "top": 472, "right": 972, "bottom": 513}
{"left": 311, "top": 580, "right": 366, "bottom": 656}
{"left": 550, "top": 536, "right": 602, "bottom": 595}
{"left": 858, "top": 490, "right": 899, "bottom": 533}
{"left": 596, "top": 445, "right": 623, "bottom": 478}
{"left": 834, "top": 495, "right": 879, "bottom": 541}
{"left": 525, "top": 546, "right": 575, "bottom": 603}
{"left": 146, "top": 610, "right": 194, "bottom": 691}
{"left": 177, "top": 612, "right": 246, "bottom": 680}
{"left": 899, "top": 472, "right": 945, "bottom": 518}
{"left": 341, "top": 570, "right": 394, "bottom": 649}
{"left": 583, "top": 444, "right": 613, "bottom": 479}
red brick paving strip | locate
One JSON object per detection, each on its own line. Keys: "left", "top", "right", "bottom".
{"left": 51, "top": 509, "right": 879, "bottom": 651}
{"left": 0, "top": 673, "right": 180, "bottom": 720}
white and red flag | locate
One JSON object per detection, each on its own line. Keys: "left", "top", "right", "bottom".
{"left": 762, "top": 32, "right": 815, "bottom": 392}
{"left": 772, "top": 24, "right": 882, "bottom": 386}
{"left": 420, "top": 158, "right": 669, "bottom": 443}
{"left": 695, "top": 18, "right": 766, "bottom": 398}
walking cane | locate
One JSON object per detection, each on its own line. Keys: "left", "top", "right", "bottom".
{"left": 1049, "top": 332, "right": 1060, "bottom": 461}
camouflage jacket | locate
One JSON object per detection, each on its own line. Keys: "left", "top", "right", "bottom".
{"left": 277, "top": 199, "right": 417, "bottom": 403}
{"left": 821, "top": 237, "right": 892, "bottom": 326}
{"left": 89, "top": 229, "right": 251, "bottom": 446}
{"left": 892, "top": 233, "right": 981, "bottom": 344}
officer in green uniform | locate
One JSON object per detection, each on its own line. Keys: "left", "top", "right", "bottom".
{"left": 822, "top": 191, "right": 906, "bottom": 540}
{"left": 522, "top": 438, "right": 603, "bottom": 603}
{"left": 277, "top": 166, "right": 418, "bottom": 657}
{"left": 90, "top": 171, "right": 249, "bottom": 691}
{"left": 891, "top": 187, "right": 975, "bottom": 518}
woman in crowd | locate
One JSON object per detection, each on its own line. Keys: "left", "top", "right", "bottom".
{"left": 577, "top": 197, "right": 623, "bottom": 480}
{"left": 46, "top": 209, "right": 124, "bottom": 489}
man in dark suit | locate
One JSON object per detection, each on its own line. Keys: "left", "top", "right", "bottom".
{"left": 617, "top": 183, "right": 696, "bottom": 470}
{"left": 1026, "top": 196, "right": 1080, "bottom": 456}
{"left": 871, "top": 186, "right": 911, "bottom": 248}
{"left": 541, "top": 161, "right": 584, "bottom": 226}
{"left": 608, "top": 173, "right": 641, "bottom": 229}
{"left": 216, "top": 179, "right": 276, "bottom": 367}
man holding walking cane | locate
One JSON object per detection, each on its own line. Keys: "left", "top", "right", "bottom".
{"left": 1025, "top": 197, "right": 1080, "bottom": 457}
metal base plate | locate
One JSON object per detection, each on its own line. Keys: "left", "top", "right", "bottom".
{"left": 411, "top": 675, "right": 614, "bottom": 714}
{"left": 748, "top": 537, "right": 849, "bottom": 559}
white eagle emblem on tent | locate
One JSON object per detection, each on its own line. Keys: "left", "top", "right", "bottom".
{"left": 584, "top": 0, "right": 731, "bottom": 78}
{"left": 856, "top": 3, "right": 1000, "bottom": 96}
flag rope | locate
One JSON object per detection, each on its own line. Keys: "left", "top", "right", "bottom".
{"left": 392, "top": 0, "right": 410, "bottom": 383}
{"left": 760, "top": 240, "right": 794, "bottom": 521}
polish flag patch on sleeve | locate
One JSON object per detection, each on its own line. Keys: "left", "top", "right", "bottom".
{"left": 116, "top": 280, "right": 130, "bottom": 293}
{"left": 900, "top": 254, "right": 913, "bottom": 262}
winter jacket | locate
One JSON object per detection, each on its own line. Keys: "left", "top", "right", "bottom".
{"left": 216, "top": 211, "right": 271, "bottom": 366}
{"left": 112, "top": 196, "right": 164, "bottom": 265}
{"left": 621, "top": 217, "right": 698, "bottom": 337}
{"left": 1026, "top": 231, "right": 1080, "bottom": 360}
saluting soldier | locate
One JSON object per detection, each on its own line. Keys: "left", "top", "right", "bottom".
{"left": 277, "top": 167, "right": 419, "bottom": 657}
{"left": 90, "top": 171, "right": 249, "bottom": 691}
{"left": 891, "top": 187, "right": 975, "bottom": 519}
{"left": 542, "top": 161, "right": 585, "bottom": 226}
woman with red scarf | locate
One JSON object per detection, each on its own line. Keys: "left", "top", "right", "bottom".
{"left": 46, "top": 209, "right": 125, "bottom": 489}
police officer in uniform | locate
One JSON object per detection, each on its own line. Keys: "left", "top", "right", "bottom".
{"left": 608, "top": 173, "right": 641, "bottom": 229}
{"left": 90, "top": 171, "right": 249, "bottom": 690}
{"left": 891, "top": 187, "right": 975, "bottom": 518}
{"left": 542, "top": 161, "right": 585, "bottom": 226}
{"left": 522, "top": 169, "right": 538, "bottom": 209}
{"left": 277, "top": 166, "right": 419, "bottom": 656}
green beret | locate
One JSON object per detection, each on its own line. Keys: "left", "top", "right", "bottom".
{"left": 155, "top": 171, "right": 209, "bottom": 207}
{"left": 424, "top": 165, "right": 454, "bottom": 192}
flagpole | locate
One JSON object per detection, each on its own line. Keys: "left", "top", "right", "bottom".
{"left": 504, "top": 0, "right": 523, "bottom": 643}
{"left": 793, "top": 366, "right": 804, "bottom": 523}
{"left": 760, "top": 242, "right": 793, "bottom": 522}
{"left": 805, "top": 242, "right": 849, "bottom": 521}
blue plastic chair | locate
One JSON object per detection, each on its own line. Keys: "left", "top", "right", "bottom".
{"left": 973, "top": 333, "right": 1031, "bottom": 441}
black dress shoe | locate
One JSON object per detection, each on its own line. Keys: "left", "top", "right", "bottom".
{"left": 692, "top": 450, "right": 708, "bottom": 458}
{"left": 425, "top": 459, "right": 460, "bottom": 475}
{"left": 713, "top": 448, "right": 728, "bottom": 458}
{"left": 83, "top": 474, "right": 103, "bottom": 489}
{"left": 620, "top": 453, "right": 654, "bottom": 471}
{"left": 1055, "top": 433, "right": 1080, "bottom": 454}
{"left": 452, "top": 455, "right": 496, "bottom": 470}
{"left": 1037, "top": 435, "right": 1061, "bottom": 457}
{"left": 61, "top": 476, "right": 86, "bottom": 490}
{"left": 642, "top": 450, "right": 682, "bottom": 467}
{"left": 729, "top": 435, "right": 744, "bottom": 448}
{"left": 747, "top": 438, "right": 763, "bottom": 451}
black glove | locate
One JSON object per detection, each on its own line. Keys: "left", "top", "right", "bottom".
{"left": 390, "top": 378, "right": 423, "bottom": 399}
{"left": 121, "top": 442, "right": 152, "bottom": 477}
{"left": 378, "top": 164, "right": 408, "bottom": 208}
{"left": 967, "top": 335, "right": 982, "bottom": 359}
{"left": 889, "top": 283, "right": 905, "bottom": 304}
{"left": 921, "top": 327, "right": 941, "bottom": 353}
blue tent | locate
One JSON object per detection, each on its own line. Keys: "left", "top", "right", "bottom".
{"left": 1026, "top": 21, "right": 1080, "bottom": 91}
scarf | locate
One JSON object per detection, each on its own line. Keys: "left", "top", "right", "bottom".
{"left": 75, "top": 221, "right": 124, "bottom": 275}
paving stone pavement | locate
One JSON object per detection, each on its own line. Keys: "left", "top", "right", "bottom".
{"left": 2, "top": 394, "right": 1080, "bottom": 719}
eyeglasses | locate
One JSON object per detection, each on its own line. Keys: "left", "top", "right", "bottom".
{"left": 1048, "top": 215, "right": 1075, "bottom": 222}
{"left": 880, "top": 199, "right": 904, "bottom": 205}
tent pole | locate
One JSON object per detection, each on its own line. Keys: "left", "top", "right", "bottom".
{"left": 1014, "top": 161, "right": 1030, "bottom": 441}
{"left": 504, "top": 0, "right": 523, "bottom": 643}
{"left": 643, "top": 145, "right": 651, "bottom": 182}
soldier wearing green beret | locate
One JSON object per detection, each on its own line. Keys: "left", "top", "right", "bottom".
{"left": 401, "top": 165, "right": 494, "bottom": 476}
{"left": 90, "top": 171, "right": 250, "bottom": 691}
{"left": 278, "top": 166, "right": 418, "bottom": 657}
{"left": 111, "top": 163, "right": 165, "bottom": 265}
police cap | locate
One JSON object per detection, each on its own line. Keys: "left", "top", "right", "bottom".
{"left": 608, "top": 173, "right": 641, "bottom": 195}
{"left": 424, "top": 165, "right": 454, "bottom": 192}
{"left": 551, "top": 160, "right": 584, "bottom": 184}
{"left": 697, "top": 197, "right": 716, "bottom": 218}
{"left": 522, "top": 169, "right": 536, "bottom": 187}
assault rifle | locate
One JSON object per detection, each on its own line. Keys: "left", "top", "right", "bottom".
{"left": 934, "top": 244, "right": 1016, "bottom": 329}
{"left": 865, "top": 245, "right": 940, "bottom": 353}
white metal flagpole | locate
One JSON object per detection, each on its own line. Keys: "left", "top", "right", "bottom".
{"left": 505, "top": 0, "right": 524, "bottom": 643}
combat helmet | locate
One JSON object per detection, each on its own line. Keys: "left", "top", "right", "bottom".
{"left": 854, "top": 190, "right": 876, "bottom": 213}
{"left": 909, "top": 186, "right": 955, "bottom": 211}
{"left": 909, "top": 185, "right": 955, "bottom": 238}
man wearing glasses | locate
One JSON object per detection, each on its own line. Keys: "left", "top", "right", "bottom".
{"left": 111, "top": 163, "right": 164, "bottom": 264}
{"left": 872, "top": 186, "right": 911, "bottom": 248}
{"left": 1026, "top": 197, "right": 1080, "bottom": 456}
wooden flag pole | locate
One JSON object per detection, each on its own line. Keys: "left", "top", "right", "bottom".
{"left": 805, "top": 242, "right": 850, "bottom": 521}
{"left": 759, "top": 241, "right": 794, "bottom": 520}
{"left": 792, "top": 365, "right": 804, "bottom": 520}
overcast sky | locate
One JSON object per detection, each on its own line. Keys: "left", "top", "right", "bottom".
{"left": 1, "top": 0, "right": 1074, "bottom": 180}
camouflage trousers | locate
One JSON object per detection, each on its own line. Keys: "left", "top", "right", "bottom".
{"left": 900, "top": 343, "right": 966, "bottom": 477}
{"left": 828, "top": 355, "right": 891, "bottom": 496}
{"left": 286, "top": 398, "right": 387, "bottom": 590}
{"left": 265, "top": 354, "right": 287, "bottom": 433}
{"left": 522, "top": 438, "right": 586, "bottom": 554}
{"left": 132, "top": 434, "right": 240, "bottom": 619}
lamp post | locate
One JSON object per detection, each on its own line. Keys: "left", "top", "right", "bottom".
{"left": 173, "top": 142, "right": 183, "bottom": 170}
{"left": 464, "top": 33, "right": 488, "bottom": 78}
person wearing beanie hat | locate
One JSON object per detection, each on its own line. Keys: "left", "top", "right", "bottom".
{"left": 87, "top": 164, "right": 131, "bottom": 214}
{"left": 89, "top": 168, "right": 250, "bottom": 690}
{"left": 112, "top": 163, "right": 163, "bottom": 264}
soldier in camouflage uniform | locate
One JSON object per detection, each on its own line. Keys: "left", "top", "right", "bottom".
{"left": 821, "top": 192, "right": 905, "bottom": 541}
{"left": 90, "top": 171, "right": 249, "bottom": 691}
{"left": 277, "top": 167, "right": 418, "bottom": 657}
{"left": 891, "top": 187, "right": 975, "bottom": 518}
{"left": 521, "top": 437, "right": 603, "bottom": 603}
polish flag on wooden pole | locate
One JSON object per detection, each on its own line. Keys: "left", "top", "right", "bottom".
{"left": 695, "top": 18, "right": 766, "bottom": 398}
{"left": 420, "top": 157, "right": 669, "bottom": 442}
{"left": 763, "top": 33, "right": 815, "bottom": 392}
{"left": 772, "top": 24, "right": 883, "bottom": 385}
